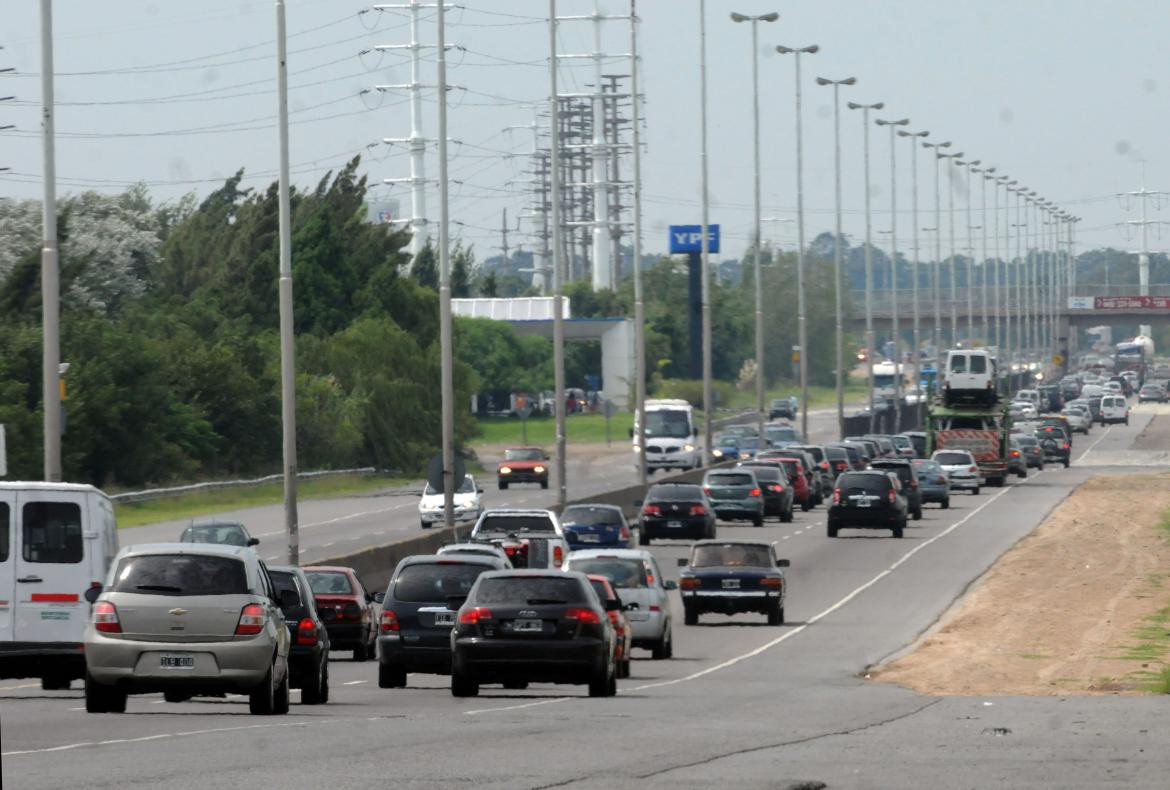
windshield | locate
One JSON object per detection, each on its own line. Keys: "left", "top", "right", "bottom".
{"left": 935, "top": 452, "right": 973, "bottom": 466}
{"left": 567, "top": 558, "right": 648, "bottom": 588}
{"left": 873, "top": 374, "right": 897, "bottom": 388}
{"left": 475, "top": 515, "right": 556, "bottom": 534}
{"left": 690, "top": 543, "right": 772, "bottom": 568}
{"left": 645, "top": 410, "right": 692, "bottom": 439}
{"left": 424, "top": 476, "right": 476, "bottom": 496}
{"left": 111, "top": 554, "right": 248, "bottom": 596}
{"left": 305, "top": 571, "right": 353, "bottom": 595}
{"left": 715, "top": 435, "right": 739, "bottom": 448}
{"left": 393, "top": 563, "right": 488, "bottom": 603}
{"left": 504, "top": 449, "right": 543, "bottom": 461}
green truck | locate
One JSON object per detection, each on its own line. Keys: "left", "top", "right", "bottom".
{"left": 925, "top": 401, "right": 1012, "bottom": 487}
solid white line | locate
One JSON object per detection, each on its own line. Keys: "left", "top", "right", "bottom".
{"left": 3, "top": 720, "right": 338, "bottom": 757}
{"left": 343, "top": 680, "right": 367, "bottom": 686}
{"left": 466, "top": 474, "right": 1039, "bottom": 714}
{"left": 0, "top": 683, "right": 41, "bottom": 692}
{"left": 1077, "top": 424, "right": 1113, "bottom": 464}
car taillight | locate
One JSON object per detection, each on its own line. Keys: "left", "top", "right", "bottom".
{"left": 458, "top": 607, "right": 492, "bottom": 625}
{"left": 969, "top": 466, "right": 978, "bottom": 473}
{"left": 679, "top": 577, "right": 701, "bottom": 589}
{"left": 689, "top": 505, "right": 707, "bottom": 516}
{"left": 760, "top": 577, "right": 784, "bottom": 588}
{"left": 888, "top": 489, "right": 897, "bottom": 504}
{"left": 235, "top": 603, "right": 267, "bottom": 636}
{"left": 553, "top": 545, "right": 564, "bottom": 567}
{"left": 380, "top": 609, "right": 400, "bottom": 633}
{"left": 703, "top": 485, "right": 712, "bottom": 495}
{"left": 749, "top": 488, "right": 761, "bottom": 497}
{"left": 936, "top": 476, "right": 947, "bottom": 484}
{"left": 643, "top": 504, "right": 661, "bottom": 516}
{"left": 620, "top": 524, "right": 630, "bottom": 542}
{"left": 565, "top": 607, "right": 602, "bottom": 625}
{"left": 93, "top": 601, "right": 121, "bottom": 634}
{"left": 1010, "top": 450, "right": 1020, "bottom": 457}
{"left": 296, "top": 617, "right": 318, "bottom": 645}
{"left": 1063, "top": 442, "right": 1070, "bottom": 449}
{"left": 769, "top": 484, "right": 784, "bottom": 492}
{"left": 832, "top": 487, "right": 841, "bottom": 504}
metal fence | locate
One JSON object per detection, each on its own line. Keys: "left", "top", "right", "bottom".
{"left": 110, "top": 467, "right": 379, "bottom": 504}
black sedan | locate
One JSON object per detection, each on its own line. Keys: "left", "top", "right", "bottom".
{"left": 376, "top": 554, "right": 508, "bottom": 689}
{"left": 736, "top": 462, "right": 795, "bottom": 522}
{"left": 449, "top": 570, "right": 617, "bottom": 697}
{"left": 827, "top": 470, "right": 908, "bottom": 538}
{"left": 268, "top": 565, "right": 331, "bottom": 705}
{"left": 678, "top": 540, "right": 789, "bottom": 626}
{"left": 638, "top": 483, "right": 716, "bottom": 544}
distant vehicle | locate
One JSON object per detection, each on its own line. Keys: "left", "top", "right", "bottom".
{"left": 828, "top": 471, "right": 909, "bottom": 538}
{"left": 899, "top": 431, "right": 927, "bottom": 459}
{"left": 1013, "top": 435, "right": 1045, "bottom": 470}
{"left": 702, "top": 469, "right": 765, "bottom": 526}
{"left": 179, "top": 519, "right": 259, "bottom": 547}
{"left": 418, "top": 474, "right": 483, "bottom": 529}
{"left": 1037, "top": 384, "right": 1064, "bottom": 412}
{"left": 733, "top": 435, "right": 763, "bottom": 460}
{"left": 735, "top": 462, "right": 795, "bottom": 522}
{"left": 1015, "top": 389, "right": 1041, "bottom": 409}
{"left": 436, "top": 543, "right": 513, "bottom": 567}
{"left": 942, "top": 350, "right": 997, "bottom": 406}
{"left": 468, "top": 509, "right": 569, "bottom": 569}
{"left": 559, "top": 504, "right": 632, "bottom": 549}
{"left": 872, "top": 361, "right": 910, "bottom": 400}
{"left": 768, "top": 396, "right": 797, "bottom": 420}
{"left": 1034, "top": 426, "right": 1071, "bottom": 468}
{"left": 497, "top": 447, "right": 549, "bottom": 490}
{"left": 758, "top": 456, "right": 813, "bottom": 511}
{"left": 638, "top": 482, "right": 716, "bottom": 544}
{"left": 710, "top": 433, "right": 741, "bottom": 460}
{"left": 763, "top": 423, "right": 801, "bottom": 447}
{"left": 268, "top": 565, "right": 331, "bottom": 705}
{"left": 1010, "top": 400, "right": 1038, "bottom": 419}
{"left": 564, "top": 548, "right": 675, "bottom": 660}
{"left": 1061, "top": 405, "right": 1092, "bottom": 434}
{"left": 1006, "top": 437, "right": 1028, "bottom": 479}
{"left": 1139, "top": 383, "right": 1167, "bottom": 403}
{"left": 888, "top": 434, "right": 917, "bottom": 459}
{"left": 677, "top": 540, "right": 789, "bottom": 625}
{"left": 587, "top": 575, "right": 633, "bottom": 679}
{"left": 302, "top": 566, "right": 379, "bottom": 661}
{"left": 910, "top": 459, "right": 951, "bottom": 509}
{"left": 932, "top": 450, "right": 982, "bottom": 494}
{"left": 824, "top": 445, "right": 854, "bottom": 478}
{"left": 448, "top": 570, "right": 618, "bottom": 697}
{"left": 927, "top": 404, "right": 1010, "bottom": 487}
{"left": 83, "top": 543, "right": 291, "bottom": 715}
{"left": 1099, "top": 395, "right": 1130, "bottom": 426}
{"left": 1115, "top": 336, "right": 1155, "bottom": 383}
{"left": 634, "top": 399, "right": 700, "bottom": 472}
{"left": 784, "top": 444, "right": 835, "bottom": 491}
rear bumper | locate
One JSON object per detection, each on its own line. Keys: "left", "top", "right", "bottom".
{"left": 828, "top": 507, "right": 904, "bottom": 527}
{"left": 323, "top": 622, "right": 369, "bottom": 649}
{"left": 682, "top": 590, "right": 779, "bottom": 614}
{"left": 420, "top": 507, "right": 480, "bottom": 525}
{"left": 85, "top": 635, "right": 276, "bottom": 692}
{"left": 0, "top": 642, "right": 85, "bottom": 680}
{"left": 947, "top": 475, "right": 980, "bottom": 489}
{"left": 918, "top": 486, "right": 949, "bottom": 502}
{"left": 642, "top": 517, "right": 708, "bottom": 540}
{"left": 453, "top": 637, "right": 607, "bottom": 682}
{"left": 379, "top": 635, "right": 452, "bottom": 673}
{"left": 711, "top": 501, "right": 762, "bottom": 519}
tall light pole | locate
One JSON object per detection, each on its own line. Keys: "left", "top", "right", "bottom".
{"left": 1026, "top": 190, "right": 1040, "bottom": 356}
{"left": 847, "top": 99, "right": 884, "bottom": 431}
{"left": 776, "top": 43, "right": 819, "bottom": 440}
{"left": 938, "top": 149, "right": 964, "bottom": 346}
{"left": 549, "top": 0, "right": 568, "bottom": 507}
{"left": 876, "top": 116, "right": 908, "bottom": 431}
{"left": 898, "top": 128, "right": 929, "bottom": 407}
{"left": 436, "top": 0, "right": 457, "bottom": 526}
{"left": 731, "top": 10, "right": 779, "bottom": 440}
{"left": 816, "top": 76, "right": 856, "bottom": 439}
{"left": 957, "top": 158, "right": 980, "bottom": 344}
{"left": 1010, "top": 184, "right": 1026, "bottom": 380}
{"left": 975, "top": 165, "right": 993, "bottom": 345}
{"left": 39, "top": 0, "right": 61, "bottom": 482}
{"left": 699, "top": 0, "right": 714, "bottom": 463}
{"left": 1002, "top": 178, "right": 1017, "bottom": 389}
{"left": 922, "top": 140, "right": 951, "bottom": 357}
{"left": 629, "top": 0, "right": 647, "bottom": 488}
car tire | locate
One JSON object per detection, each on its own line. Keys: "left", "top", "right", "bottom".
{"left": 607, "top": 668, "right": 618, "bottom": 697}
{"left": 801, "top": 501, "right": 811, "bottom": 512}
{"left": 498, "top": 481, "right": 508, "bottom": 490}
{"left": 502, "top": 680, "right": 529, "bottom": 690}
{"left": 618, "top": 660, "right": 631, "bottom": 679}
{"left": 588, "top": 662, "right": 612, "bottom": 698}
{"left": 541, "top": 480, "right": 549, "bottom": 489}
{"left": 163, "top": 689, "right": 191, "bottom": 703}
{"left": 641, "top": 533, "right": 652, "bottom": 545}
{"left": 451, "top": 665, "right": 479, "bottom": 697}
{"left": 652, "top": 626, "right": 672, "bottom": 660}
{"left": 249, "top": 665, "right": 278, "bottom": 715}
{"left": 752, "top": 514, "right": 764, "bottom": 527}
{"left": 378, "top": 662, "right": 408, "bottom": 689}
{"left": 41, "top": 674, "right": 71, "bottom": 691}
{"left": 972, "top": 487, "right": 980, "bottom": 495}
{"left": 1125, "top": 418, "right": 1130, "bottom": 425}
{"left": 781, "top": 506, "right": 794, "bottom": 523}
{"left": 684, "top": 606, "right": 698, "bottom": 626}
{"left": 353, "top": 643, "right": 370, "bottom": 662}
{"left": 893, "top": 525, "right": 904, "bottom": 539}
{"left": 1063, "top": 458, "right": 1070, "bottom": 468}
{"left": 420, "top": 519, "right": 430, "bottom": 530}
{"left": 767, "top": 602, "right": 783, "bottom": 626}
{"left": 827, "top": 523, "right": 838, "bottom": 538}
{"left": 273, "top": 666, "right": 290, "bottom": 715}
{"left": 303, "top": 660, "right": 329, "bottom": 704}
{"left": 941, "top": 497, "right": 950, "bottom": 509}
{"left": 85, "top": 673, "right": 126, "bottom": 714}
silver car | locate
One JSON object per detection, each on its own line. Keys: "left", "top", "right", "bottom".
{"left": 563, "top": 548, "right": 676, "bottom": 659}
{"left": 931, "top": 449, "right": 982, "bottom": 494}
{"left": 83, "top": 543, "right": 291, "bottom": 715}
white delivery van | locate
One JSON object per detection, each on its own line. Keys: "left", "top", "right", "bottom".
{"left": 942, "top": 350, "right": 997, "bottom": 406}
{"left": 1099, "top": 395, "right": 1130, "bottom": 426}
{"left": 0, "top": 483, "right": 119, "bottom": 688}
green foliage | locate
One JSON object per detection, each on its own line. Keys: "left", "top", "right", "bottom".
{"left": 454, "top": 317, "right": 551, "bottom": 392}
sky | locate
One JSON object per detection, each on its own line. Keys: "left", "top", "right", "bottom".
{"left": 1, "top": 0, "right": 1166, "bottom": 270}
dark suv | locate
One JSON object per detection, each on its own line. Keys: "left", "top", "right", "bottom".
{"left": 828, "top": 471, "right": 908, "bottom": 538}
{"left": 868, "top": 459, "right": 922, "bottom": 520}
{"left": 638, "top": 483, "right": 716, "bottom": 544}
{"left": 268, "top": 565, "right": 331, "bottom": 705}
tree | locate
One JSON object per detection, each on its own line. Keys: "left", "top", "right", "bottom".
{"left": 451, "top": 241, "right": 474, "bottom": 298}
{"left": 411, "top": 240, "right": 438, "bottom": 290}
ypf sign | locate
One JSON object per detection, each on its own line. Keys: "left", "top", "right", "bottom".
{"left": 668, "top": 224, "right": 720, "bottom": 254}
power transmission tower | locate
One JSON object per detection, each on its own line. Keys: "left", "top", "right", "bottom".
{"left": 1119, "top": 164, "right": 1168, "bottom": 336}
{"left": 1, "top": 46, "right": 14, "bottom": 168}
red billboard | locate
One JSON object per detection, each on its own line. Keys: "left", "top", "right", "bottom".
{"left": 1094, "top": 295, "right": 1170, "bottom": 309}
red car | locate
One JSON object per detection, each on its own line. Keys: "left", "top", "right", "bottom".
{"left": 497, "top": 447, "right": 550, "bottom": 490}
{"left": 587, "top": 574, "right": 631, "bottom": 680}
{"left": 770, "top": 456, "right": 813, "bottom": 512}
{"left": 303, "top": 566, "right": 379, "bottom": 661}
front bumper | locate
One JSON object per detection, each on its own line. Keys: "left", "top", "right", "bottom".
{"left": 711, "top": 500, "right": 763, "bottom": 520}
{"left": 946, "top": 474, "right": 980, "bottom": 489}
{"left": 85, "top": 634, "right": 275, "bottom": 691}
{"left": 682, "top": 590, "right": 780, "bottom": 614}
{"left": 498, "top": 470, "right": 547, "bottom": 483}
{"left": 420, "top": 507, "right": 480, "bottom": 525}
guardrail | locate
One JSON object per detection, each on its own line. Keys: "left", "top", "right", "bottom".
{"left": 110, "top": 467, "right": 379, "bottom": 504}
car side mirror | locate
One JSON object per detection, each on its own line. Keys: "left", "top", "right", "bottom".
{"left": 373, "top": 591, "right": 385, "bottom": 605}
{"left": 247, "top": 537, "right": 260, "bottom": 547}
{"left": 605, "top": 598, "right": 621, "bottom": 612}
{"left": 84, "top": 585, "right": 103, "bottom": 603}
{"left": 676, "top": 558, "right": 688, "bottom": 568}
{"left": 477, "top": 488, "right": 484, "bottom": 494}
{"left": 663, "top": 580, "right": 678, "bottom": 591}
{"left": 446, "top": 594, "right": 468, "bottom": 611}
{"left": 776, "top": 558, "right": 790, "bottom": 568}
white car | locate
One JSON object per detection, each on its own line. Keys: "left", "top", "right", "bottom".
{"left": 1010, "top": 400, "right": 1038, "bottom": 419}
{"left": 931, "top": 449, "right": 982, "bottom": 494}
{"left": 1015, "top": 389, "right": 1041, "bottom": 409}
{"left": 418, "top": 475, "right": 483, "bottom": 529}
{"left": 1099, "top": 395, "right": 1130, "bottom": 426}
{"left": 563, "top": 549, "right": 675, "bottom": 659}
{"left": 1061, "top": 406, "right": 1092, "bottom": 434}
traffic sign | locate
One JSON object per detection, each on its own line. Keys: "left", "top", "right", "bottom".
{"left": 426, "top": 452, "right": 466, "bottom": 494}
{"left": 668, "top": 224, "right": 720, "bottom": 254}
{"left": 1052, "top": 354, "right": 1065, "bottom": 366}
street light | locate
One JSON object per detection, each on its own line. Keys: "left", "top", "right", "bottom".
{"left": 730, "top": 9, "right": 779, "bottom": 440}
{"left": 898, "top": 127, "right": 929, "bottom": 408}
{"left": 776, "top": 43, "right": 819, "bottom": 440}
{"left": 975, "top": 165, "right": 994, "bottom": 346}
{"left": 875, "top": 116, "right": 908, "bottom": 431}
{"left": 937, "top": 149, "right": 964, "bottom": 347}
{"left": 957, "top": 157, "right": 980, "bottom": 344}
{"left": 922, "top": 140, "right": 951, "bottom": 356}
{"left": 847, "top": 99, "right": 884, "bottom": 431}
{"left": 1008, "top": 183, "right": 1026, "bottom": 379}
{"left": 816, "top": 75, "right": 856, "bottom": 438}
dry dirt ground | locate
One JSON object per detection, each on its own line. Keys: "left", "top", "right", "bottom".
{"left": 873, "top": 459, "right": 1170, "bottom": 696}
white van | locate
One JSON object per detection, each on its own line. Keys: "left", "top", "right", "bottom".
{"left": 1015, "top": 389, "right": 1041, "bottom": 410}
{"left": 0, "top": 483, "right": 119, "bottom": 688}
{"left": 942, "top": 350, "right": 997, "bottom": 406}
{"left": 1099, "top": 395, "right": 1130, "bottom": 426}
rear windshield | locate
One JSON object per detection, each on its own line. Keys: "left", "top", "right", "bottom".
{"left": 476, "top": 515, "right": 555, "bottom": 534}
{"left": 935, "top": 452, "right": 972, "bottom": 465}
{"left": 970, "top": 355, "right": 987, "bottom": 373}
{"left": 648, "top": 485, "right": 703, "bottom": 501}
{"left": 825, "top": 447, "right": 847, "bottom": 460}
{"left": 393, "top": 563, "right": 488, "bottom": 603}
{"left": 1016, "top": 437, "right": 1038, "bottom": 447}
{"left": 181, "top": 524, "right": 249, "bottom": 546}
{"left": 949, "top": 354, "right": 967, "bottom": 373}
{"left": 424, "top": 476, "right": 476, "bottom": 495}
{"left": 691, "top": 543, "right": 772, "bottom": 568}
{"left": 838, "top": 474, "right": 891, "bottom": 494}
{"left": 474, "top": 576, "right": 587, "bottom": 605}
{"left": 743, "top": 466, "right": 782, "bottom": 482}
{"left": 913, "top": 461, "right": 941, "bottom": 474}
{"left": 589, "top": 579, "right": 615, "bottom": 602}
{"left": 111, "top": 554, "right": 248, "bottom": 596}
{"left": 560, "top": 506, "right": 622, "bottom": 527}
{"left": 306, "top": 571, "right": 353, "bottom": 595}
{"left": 871, "top": 464, "right": 911, "bottom": 481}
{"left": 269, "top": 570, "right": 308, "bottom": 618}
{"left": 706, "top": 473, "right": 754, "bottom": 486}
{"left": 566, "top": 558, "right": 648, "bottom": 588}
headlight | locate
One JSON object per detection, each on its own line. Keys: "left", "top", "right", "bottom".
{"left": 499, "top": 466, "right": 512, "bottom": 474}
{"left": 534, "top": 465, "right": 546, "bottom": 473}
{"left": 712, "top": 449, "right": 724, "bottom": 458}
{"left": 684, "top": 443, "right": 695, "bottom": 452}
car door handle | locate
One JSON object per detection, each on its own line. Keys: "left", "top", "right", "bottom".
{"left": 17, "top": 576, "right": 43, "bottom": 583}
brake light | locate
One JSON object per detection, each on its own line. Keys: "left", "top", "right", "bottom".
{"left": 608, "top": 610, "right": 622, "bottom": 627}
{"left": 565, "top": 607, "right": 602, "bottom": 625}
{"left": 820, "top": 461, "right": 830, "bottom": 470}
{"left": 553, "top": 545, "right": 564, "bottom": 567}
{"left": 296, "top": 617, "right": 318, "bottom": 645}
{"left": 93, "top": 601, "right": 121, "bottom": 634}
{"left": 649, "top": 605, "right": 661, "bottom": 612}
{"left": 380, "top": 609, "right": 400, "bottom": 633}
{"left": 703, "top": 486, "right": 712, "bottom": 495}
{"left": 679, "top": 577, "right": 701, "bottom": 589}
{"left": 832, "top": 487, "right": 841, "bottom": 504}
{"left": 769, "top": 484, "right": 784, "bottom": 492}
{"left": 969, "top": 466, "right": 978, "bottom": 473}
{"left": 689, "top": 505, "right": 707, "bottom": 516}
{"left": 760, "top": 577, "right": 784, "bottom": 588}
{"left": 643, "top": 504, "right": 661, "bottom": 516}
{"left": 888, "top": 489, "right": 897, "bottom": 504}
{"left": 1010, "top": 450, "right": 1021, "bottom": 457}
{"left": 235, "top": 603, "right": 267, "bottom": 636}
{"left": 458, "top": 607, "right": 493, "bottom": 625}
{"left": 1063, "top": 442, "right": 1070, "bottom": 450}
{"left": 749, "top": 488, "right": 761, "bottom": 497}
{"left": 620, "top": 523, "right": 630, "bottom": 542}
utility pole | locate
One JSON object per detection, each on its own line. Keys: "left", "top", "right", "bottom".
{"left": 899, "top": 127, "right": 929, "bottom": 410}
{"left": 1120, "top": 168, "right": 1165, "bottom": 337}
{"left": 957, "top": 158, "right": 980, "bottom": 344}
{"left": 630, "top": 0, "right": 647, "bottom": 488}
{"left": 549, "top": 0, "right": 568, "bottom": 508}
{"left": 39, "top": 0, "right": 61, "bottom": 482}
{"left": 700, "top": 0, "right": 714, "bottom": 461}
{"left": 499, "top": 208, "right": 510, "bottom": 268}
{"left": 876, "top": 116, "right": 908, "bottom": 431}
{"left": 436, "top": 0, "right": 456, "bottom": 527}
{"left": 922, "top": 140, "right": 951, "bottom": 356}
{"left": 848, "top": 99, "right": 883, "bottom": 431}
{"left": 939, "top": 150, "right": 964, "bottom": 346}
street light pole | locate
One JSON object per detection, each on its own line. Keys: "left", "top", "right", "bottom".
{"left": 816, "top": 76, "right": 856, "bottom": 439}
{"left": 629, "top": 0, "right": 647, "bottom": 488}
{"left": 957, "top": 158, "right": 980, "bottom": 344}
{"left": 777, "top": 43, "right": 819, "bottom": 441}
{"left": 847, "top": 99, "right": 884, "bottom": 432}
{"left": 549, "top": 0, "right": 568, "bottom": 507}
{"left": 938, "top": 150, "right": 964, "bottom": 347}
{"left": 700, "top": 0, "right": 714, "bottom": 463}
{"left": 876, "top": 116, "right": 909, "bottom": 431}
{"left": 898, "top": 127, "right": 929, "bottom": 411}
{"left": 436, "top": 0, "right": 457, "bottom": 526}
{"left": 922, "top": 140, "right": 950, "bottom": 357}
{"left": 731, "top": 10, "right": 779, "bottom": 441}
{"left": 39, "top": 0, "right": 61, "bottom": 482}
{"left": 977, "top": 165, "right": 993, "bottom": 345}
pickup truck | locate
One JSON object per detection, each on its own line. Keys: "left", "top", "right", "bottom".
{"left": 468, "top": 509, "right": 570, "bottom": 570}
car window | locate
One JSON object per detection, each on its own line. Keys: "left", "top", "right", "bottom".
{"left": 690, "top": 543, "right": 772, "bottom": 568}
{"left": 706, "top": 473, "right": 754, "bottom": 486}
{"left": 504, "top": 449, "right": 543, "bottom": 461}
{"left": 394, "top": 563, "right": 488, "bottom": 603}
{"left": 474, "top": 576, "right": 588, "bottom": 605}
{"left": 424, "top": 476, "right": 476, "bottom": 495}
{"left": 649, "top": 485, "right": 704, "bottom": 501}
{"left": 111, "top": 554, "right": 248, "bottom": 596}
{"left": 566, "top": 558, "right": 648, "bottom": 588}
{"left": 969, "top": 355, "right": 987, "bottom": 373}
{"left": 949, "top": 354, "right": 967, "bottom": 373}
{"left": 306, "top": 571, "right": 353, "bottom": 595}
{"left": 0, "top": 502, "right": 8, "bottom": 563}
{"left": 269, "top": 570, "right": 309, "bottom": 619}
{"left": 935, "top": 452, "right": 972, "bottom": 465}
{"left": 838, "top": 474, "right": 891, "bottom": 494}
{"left": 22, "top": 502, "right": 83, "bottom": 564}
{"left": 872, "top": 464, "right": 911, "bottom": 482}
{"left": 476, "top": 515, "right": 556, "bottom": 534}
{"left": 744, "top": 466, "right": 783, "bottom": 483}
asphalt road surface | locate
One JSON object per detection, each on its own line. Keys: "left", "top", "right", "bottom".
{"left": 5, "top": 407, "right": 1169, "bottom": 788}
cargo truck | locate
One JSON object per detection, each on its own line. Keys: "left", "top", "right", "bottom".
{"left": 926, "top": 402, "right": 1012, "bottom": 488}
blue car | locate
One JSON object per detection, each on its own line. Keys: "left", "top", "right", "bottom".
{"left": 560, "top": 503, "right": 632, "bottom": 549}
{"left": 711, "top": 434, "right": 741, "bottom": 461}
{"left": 678, "top": 539, "right": 790, "bottom": 626}
{"left": 911, "top": 459, "right": 951, "bottom": 509}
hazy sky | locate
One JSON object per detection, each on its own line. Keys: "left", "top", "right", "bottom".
{"left": 1, "top": 1, "right": 1165, "bottom": 266}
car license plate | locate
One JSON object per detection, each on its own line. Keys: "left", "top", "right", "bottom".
{"left": 667, "top": 520, "right": 683, "bottom": 528}
{"left": 434, "top": 612, "right": 455, "bottom": 626}
{"left": 853, "top": 497, "right": 870, "bottom": 508}
{"left": 513, "top": 619, "right": 543, "bottom": 633}
{"left": 160, "top": 654, "right": 194, "bottom": 669}
{"left": 721, "top": 579, "right": 741, "bottom": 589}
{"left": 579, "top": 534, "right": 600, "bottom": 543}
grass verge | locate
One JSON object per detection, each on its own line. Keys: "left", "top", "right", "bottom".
{"left": 474, "top": 412, "right": 634, "bottom": 447}
{"left": 114, "top": 473, "right": 411, "bottom": 529}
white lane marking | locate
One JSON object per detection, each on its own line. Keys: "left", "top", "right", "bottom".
{"left": 467, "top": 474, "right": 1038, "bottom": 714}
{"left": 781, "top": 535, "right": 791, "bottom": 540}
{"left": 3, "top": 720, "right": 338, "bottom": 757}
{"left": 68, "top": 707, "right": 84, "bottom": 711}
{"left": 0, "top": 683, "right": 41, "bottom": 692}
{"left": 256, "top": 504, "right": 404, "bottom": 538}
{"left": 1077, "top": 425, "right": 1113, "bottom": 464}
{"left": 343, "top": 680, "right": 367, "bottom": 686}
{"left": 793, "top": 530, "right": 803, "bottom": 535}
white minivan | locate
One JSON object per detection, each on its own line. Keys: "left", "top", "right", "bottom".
{"left": 943, "top": 350, "right": 997, "bottom": 406}
{"left": 0, "top": 483, "right": 119, "bottom": 688}
{"left": 1099, "top": 395, "right": 1130, "bottom": 426}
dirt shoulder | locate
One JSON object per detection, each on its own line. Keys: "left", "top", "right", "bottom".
{"left": 871, "top": 470, "right": 1170, "bottom": 696}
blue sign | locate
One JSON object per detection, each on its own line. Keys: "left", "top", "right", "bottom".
{"left": 668, "top": 224, "right": 720, "bottom": 254}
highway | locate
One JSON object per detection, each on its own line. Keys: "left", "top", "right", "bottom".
{"left": 4, "top": 408, "right": 1169, "bottom": 788}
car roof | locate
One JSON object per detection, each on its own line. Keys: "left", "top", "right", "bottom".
{"left": 0, "top": 481, "right": 103, "bottom": 494}
{"left": 266, "top": 564, "right": 305, "bottom": 575}
{"left": 399, "top": 554, "right": 502, "bottom": 568}
{"left": 439, "top": 542, "right": 505, "bottom": 553}
{"left": 479, "top": 508, "right": 556, "bottom": 516}
{"left": 478, "top": 568, "right": 589, "bottom": 581}
{"left": 301, "top": 565, "right": 355, "bottom": 574}
{"left": 562, "top": 502, "right": 622, "bottom": 511}
{"left": 691, "top": 539, "right": 772, "bottom": 549}
{"left": 567, "top": 548, "right": 654, "bottom": 560}
{"left": 649, "top": 481, "right": 701, "bottom": 487}
{"left": 189, "top": 518, "right": 247, "bottom": 528}
{"left": 119, "top": 542, "right": 254, "bottom": 559}
{"left": 870, "top": 459, "right": 911, "bottom": 466}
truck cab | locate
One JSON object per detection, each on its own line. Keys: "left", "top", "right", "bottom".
{"left": 634, "top": 399, "right": 700, "bottom": 472}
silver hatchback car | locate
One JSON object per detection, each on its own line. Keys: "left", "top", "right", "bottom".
{"left": 563, "top": 549, "right": 676, "bottom": 659}
{"left": 83, "top": 543, "right": 291, "bottom": 714}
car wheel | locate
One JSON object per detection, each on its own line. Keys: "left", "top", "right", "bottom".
{"left": 541, "top": 480, "right": 549, "bottom": 489}
{"left": 767, "top": 602, "right": 783, "bottom": 626}
{"left": 652, "top": 626, "right": 672, "bottom": 660}
{"left": 502, "top": 680, "right": 529, "bottom": 690}
{"left": 972, "top": 487, "right": 980, "bottom": 495}
{"left": 641, "top": 533, "right": 652, "bottom": 545}
{"left": 684, "top": 606, "right": 698, "bottom": 626}
{"left": 620, "top": 659, "right": 631, "bottom": 678}
{"left": 912, "top": 506, "right": 923, "bottom": 521}
{"left": 451, "top": 664, "right": 479, "bottom": 697}
{"left": 893, "top": 525, "right": 904, "bottom": 538}
{"left": 353, "top": 644, "right": 369, "bottom": 663}
{"left": 752, "top": 514, "right": 764, "bottom": 527}
{"left": 1125, "top": 418, "right": 1130, "bottom": 425}
{"left": 163, "top": 689, "right": 191, "bottom": 703}
{"left": 781, "top": 506, "right": 794, "bottom": 523}
{"left": 420, "top": 519, "right": 430, "bottom": 530}
{"left": 1038, "top": 463, "right": 1045, "bottom": 471}
{"left": 249, "top": 665, "right": 277, "bottom": 715}
{"left": 273, "top": 666, "right": 290, "bottom": 715}
{"left": 85, "top": 673, "right": 126, "bottom": 714}
{"left": 41, "top": 673, "right": 71, "bottom": 691}
{"left": 827, "top": 523, "right": 838, "bottom": 538}
{"left": 378, "top": 662, "right": 408, "bottom": 689}
{"left": 303, "top": 659, "right": 329, "bottom": 704}
{"left": 588, "top": 661, "right": 612, "bottom": 698}
{"left": 1064, "top": 458, "right": 1070, "bottom": 468}
{"left": 801, "top": 501, "right": 811, "bottom": 512}
{"left": 498, "top": 481, "right": 508, "bottom": 490}
{"left": 941, "top": 497, "right": 950, "bottom": 509}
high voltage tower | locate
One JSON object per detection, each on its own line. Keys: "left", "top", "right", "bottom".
{"left": 1, "top": 45, "right": 14, "bottom": 170}
{"left": 1118, "top": 166, "right": 1169, "bottom": 336}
